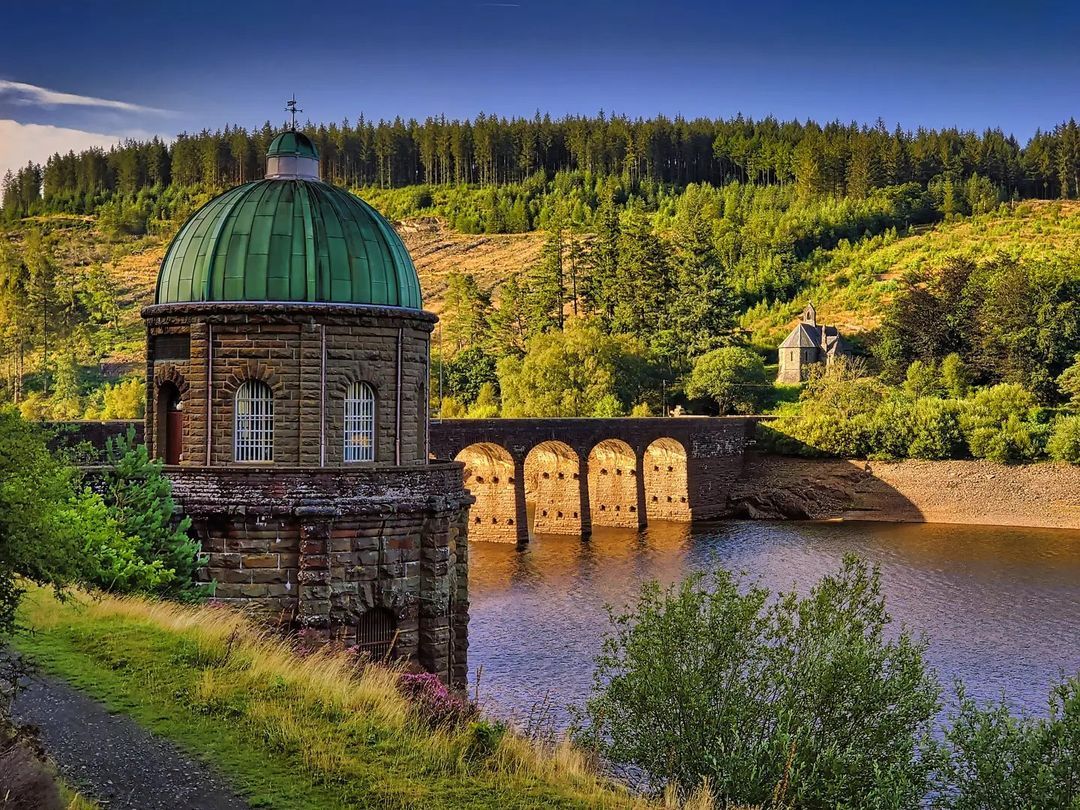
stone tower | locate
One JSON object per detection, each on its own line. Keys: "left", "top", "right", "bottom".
{"left": 142, "top": 129, "right": 470, "bottom": 686}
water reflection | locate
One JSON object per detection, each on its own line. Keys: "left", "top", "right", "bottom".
{"left": 468, "top": 520, "right": 1080, "bottom": 727}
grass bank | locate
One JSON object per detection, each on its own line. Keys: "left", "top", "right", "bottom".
{"left": 11, "top": 586, "right": 668, "bottom": 810}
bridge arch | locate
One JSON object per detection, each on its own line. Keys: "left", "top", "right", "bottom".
{"left": 455, "top": 442, "right": 519, "bottom": 542}
{"left": 644, "top": 437, "right": 691, "bottom": 521}
{"left": 588, "top": 439, "right": 643, "bottom": 528}
{"left": 524, "top": 440, "right": 583, "bottom": 536}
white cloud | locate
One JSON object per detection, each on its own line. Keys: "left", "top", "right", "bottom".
{"left": 0, "top": 80, "right": 169, "bottom": 115}
{"left": 0, "top": 119, "right": 129, "bottom": 181}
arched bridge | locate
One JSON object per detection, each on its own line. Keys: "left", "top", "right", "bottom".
{"left": 429, "top": 417, "right": 759, "bottom": 543}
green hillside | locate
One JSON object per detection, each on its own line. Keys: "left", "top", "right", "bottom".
{"left": 2, "top": 191, "right": 1079, "bottom": 424}
{"left": 740, "top": 199, "right": 1080, "bottom": 348}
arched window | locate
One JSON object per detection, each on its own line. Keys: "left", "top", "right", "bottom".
{"left": 344, "top": 381, "right": 376, "bottom": 462}
{"left": 235, "top": 380, "right": 274, "bottom": 462}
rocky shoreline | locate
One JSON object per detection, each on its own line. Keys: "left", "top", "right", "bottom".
{"left": 726, "top": 455, "right": 1080, "bottom": 530}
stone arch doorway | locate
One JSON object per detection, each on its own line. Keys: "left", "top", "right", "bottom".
{"left": 158, "top": 382, "right": 183, "bottom": 465}
{"left": 588, "top": 439, "right": 641, "bottom": 528}
{"left": 455, "top": 443, "right": 518, "bottom": 542}
{"left": 644, "top": 438, "right": 690, "bottom": 521}
{"left": 524, "top": 441, "right": 583, "bottom": 536}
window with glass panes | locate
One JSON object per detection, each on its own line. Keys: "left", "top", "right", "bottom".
{"left": 234, "top": 380, "right": 274, "bottom": 462}
{"left": 344, "top": 381, "right": 376, "bottom": 462}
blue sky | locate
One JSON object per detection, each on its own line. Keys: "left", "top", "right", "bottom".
{"left": 2, "top": 0, "right": 1078, "bottom": 178}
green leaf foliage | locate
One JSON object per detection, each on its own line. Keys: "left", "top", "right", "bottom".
{"left": 97, "top": 427, "right": 208, "bottom": 600}
{"left": 497, "top": 321, "right": 651, "bottom": 418}
{"left": 1048, "top": 415, "right": 1080, "bottom": 463}
{"left": 575, "top": 556, "right": 941, "bottom": 808}
{"left": 684, "top": 346, "right": 768, "bottom": 415}
{"left": 0, "top": 407, "right": 90, "bottom": 634}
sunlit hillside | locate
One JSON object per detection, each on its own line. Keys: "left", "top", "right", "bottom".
{"left": 4, "top": 199, "right": 1079, "bottom": 390}
{"left": 740, "top": 200, "right": 1080, "bottom": 348}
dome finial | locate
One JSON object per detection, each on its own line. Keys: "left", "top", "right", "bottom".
{"left": 285, "top": 95, "right": 302, "bottom": 131}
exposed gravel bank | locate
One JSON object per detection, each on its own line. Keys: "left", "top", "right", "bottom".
{"left": 727, "top": 455, "right": 1080, "bottom": 529}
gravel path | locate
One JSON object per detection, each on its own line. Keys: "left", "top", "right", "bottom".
{"left": 10, "top": 664, "right": 250, "bottom": 810}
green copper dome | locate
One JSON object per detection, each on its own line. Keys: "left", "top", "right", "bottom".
{"left": 154, "top": 145, "right": 422, "bottom": 308}
{"left": 266, "top": 130, "right": 319, "bottom": 159}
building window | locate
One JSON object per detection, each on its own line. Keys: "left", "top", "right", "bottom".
{"left": 344, "top": 381, "right": 376, "bottom": 462}
{"left": 235, "top": 380, "right": 274, "bottom": 462}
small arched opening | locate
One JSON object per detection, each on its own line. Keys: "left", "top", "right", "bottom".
{"left": 524, "top": 440, "right": 582, "bottom": 536}
{"left": 588, "top": 439, "right": 639, "bottom": 528}
{"left": 455, "top": 442, "right": 517, "bottom": 542}
{"left": 644, "top": 438, "right": 690, "bottom": 522}
{"left": 356, "top": 607, "right": 397, "bottom": 662}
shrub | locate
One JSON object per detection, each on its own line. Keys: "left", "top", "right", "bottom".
{"left": 767, "top": 359, "right": 884, "bottom": 457}
{"left": 1058, "top": 354, "right": 1080, "bottom": 410}
{"left": 0, "top": 408, "right": 91, "bottom": 634}
{"left": 862, "top": 398, "right": 914, "bottom": 459}
{"left": 1047, "top": 415, "right": 1080, "bottom": 463}
{"left": 904, "top": 360, "right": 944, "bottom": 399}
{"left": 438, "top": 397, "right": 467, "bottom": 418}
{"left": 466, "top": 383, "right": 500, "bottom": 419}
{"left": 397, "top": 672, "right": 477, "bottom": 728}
{"left": 909, "top": 397, "right": 967, "bottom": 459}
{"left": 940, "top": 353, "right": 972, "bottom": 398}
{"left": 575, "top": 556, "right": 941, "bottom": 807}
{"left": 97, "top": 428, "right": 207, "bottom": 599}
{"left": 461, "top": 719, "right": 507, "bottom": 762}
{"left": 961, "top": 384, "right": 1049, "bottom": 462}
{"left": 940, "top": 676, "right": 1080, "bottom": 809}
{"left": 100, "top": 377, "right": 146, "bottom": 420}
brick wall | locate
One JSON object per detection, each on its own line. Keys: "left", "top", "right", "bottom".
{"left": 523, "top": 441, "right": 585, "bottom": 535}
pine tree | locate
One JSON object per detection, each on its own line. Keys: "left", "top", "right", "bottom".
{"left": 488, "top": 275, "right": 532, "bottom": 356}
{"left": 612, "top": 204, "right": 671, "bottom": 345}
{"left": 663, "top": 210, "right": 737, "bottom": 367}
{"left": 583, "top": 197, "right": 620, "bottom": 327}
{"left": 529, "top": 226, "right": 566, "bottom": 332}
{"left": 441, "top": 273, "right": 492, "bottom": 354}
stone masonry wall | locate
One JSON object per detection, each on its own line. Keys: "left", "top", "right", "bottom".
{"left": 144, "top": 303, "right": 433, "bottom": 468}
{"left": 169, "top": 464, "right": 471, "bottom": 685}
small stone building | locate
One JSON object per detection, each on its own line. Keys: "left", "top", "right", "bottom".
{"left": 142, "top": 130, "right": 470, "bottom": 685}
{"left": 776, "top": 303, "right": 849, "bottom": 383}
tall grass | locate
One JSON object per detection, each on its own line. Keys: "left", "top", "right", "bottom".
{"left": 15, "top": 586, "right": 685, "bottom": 809}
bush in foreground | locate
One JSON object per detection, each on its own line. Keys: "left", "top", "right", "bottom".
{"left": 575, "top": 556, "right": 941, "bottom": 808}
{"left": 97, "top": 429, "right": 207, "bottom": 600}
{"left": 940, "top": 679, "right": 1080, "bottom": 809}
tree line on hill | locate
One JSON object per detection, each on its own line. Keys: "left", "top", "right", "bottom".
{"left": 5, "top": 113, "right": 1080, "bottom": 219}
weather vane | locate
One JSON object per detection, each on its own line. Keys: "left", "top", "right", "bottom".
{"left": 285, "top": 95, "right": 302, "bottom": 131}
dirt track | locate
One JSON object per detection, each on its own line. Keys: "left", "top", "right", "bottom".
{"left": 11, "top": 662, "right": 249, "bottom": 810}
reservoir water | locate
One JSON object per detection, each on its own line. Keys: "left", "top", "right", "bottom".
{"left": 468, "top": 520, "right": 1080, "bottom": 728}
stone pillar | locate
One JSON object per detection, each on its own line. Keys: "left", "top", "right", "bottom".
{"left": 634, "top": 448, "right": 648, "bottom": 530}
{"left": 297, "top": 322, "right": 322, "bottom": 466}
{"left": 418, "top": 511, "right": 452, "bottom": 683}
{"left": 296, "top": 508, "right": 335, "bottom": 630}
{"left": 450, "top": 507, "right": 470, "bottom": 689}
{"left": 512, "top": 455, "right": 529, "bottom": 544}
{"left": 577, "top": 450, "right": 593, "bottom": 538}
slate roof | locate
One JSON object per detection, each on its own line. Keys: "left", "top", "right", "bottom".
{"left": 780, "top": 323, "right": 822, "bottom": 349}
